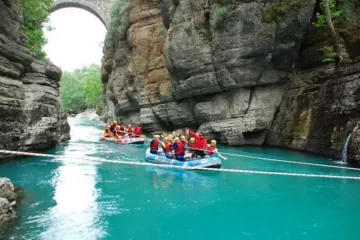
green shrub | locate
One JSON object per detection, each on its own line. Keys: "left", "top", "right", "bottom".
{"left": 20, "top": 0, "right": 54, "bottom": 61}
{"left": 104, "top": 0, "right": 131, "bottom": 49}
{"left": 321, "top": 45, "right": 337, "bottom": 62}
{"left": 212, "top": 7, "right": 228, "bottom": 29}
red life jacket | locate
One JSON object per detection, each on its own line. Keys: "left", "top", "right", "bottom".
{"left": 150, "top": 138, "right": 160, "bottom": 150}
{"left": 162, "top": 142, "right": 172, "bottom": 153}
{"left": 128, "top": 128, "right": 134, "bottom": 134}
{"left": 134, "top": 127, "right": 142, "bottom": 136}
{"left": 119, "top": 126, "right": 125, "bottom": 134}
{"left": 174, "top": 142, "right": 185, "bottom": 155}
{"left": 188, "top": 142, "right": 196, "bottom": 152}
{"left": 207, "top": 145, "right": 216, "bottom": 156}
{"left": 110, "top": 123, "right": 116, "bottom": 130}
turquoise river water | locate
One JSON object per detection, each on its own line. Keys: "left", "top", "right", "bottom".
{"left": 1, "top": 118, "right": 360, "bottom": 240}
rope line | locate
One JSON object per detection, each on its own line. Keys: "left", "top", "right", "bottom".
{"left": 107, "top": 133, "right": 358, "bottom": 172}
{"left": 103, "top": 136, "right": 358, "bottom": 172}
{"left": 1, "top": 149, "right": 360, "bottom": 181}
{"left": 220, "top": 152, "right": 360, "bottom": 171}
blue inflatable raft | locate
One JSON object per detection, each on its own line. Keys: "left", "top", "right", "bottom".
{"left": 145, "top": 148, "right": 222, "bottom": 169}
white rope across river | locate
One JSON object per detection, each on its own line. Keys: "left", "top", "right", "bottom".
{"left": 1, "top": 149, "right": 360, "bottom": 181}
{"left": 129, "top": 134, "right": 360, "bottom": 172}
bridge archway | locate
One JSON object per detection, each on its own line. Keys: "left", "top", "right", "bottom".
{"left": 51, "top": 0, "right": 109, "bottom": 28}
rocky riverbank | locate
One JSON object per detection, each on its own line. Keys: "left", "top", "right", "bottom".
{"left": 0, "top": 0, "right": 70, "bottom": 159}
{"left": 75, "top": 109, "right": 101, "bottom": 121}
{"left": 0, "top": 178, "right": 17, "bottom": 227}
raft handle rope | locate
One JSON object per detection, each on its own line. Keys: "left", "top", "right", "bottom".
{"left": 1, "top": 149, "right": 360, "bottom": 181}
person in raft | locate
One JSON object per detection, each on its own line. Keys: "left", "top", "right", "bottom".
{"left": 150, "top": 135, "right": 161, "bottom": 154}
{"left": 102, "top": 126, "right": 113, "bottom": 138}
{"left": 109, "top": 121, "right": 117, "bottom": 134}
{"left": 133, "top": 124, "right": 142, "bottom": 138}
{"left": 186, "top": 128, "right": 207, "bottom": 158}
{"left": 180, "top": 135, "right": 187, "bottom": 145}
{"left": 206, "top": 140, "right": 227, "bottom": 160}
{"left": 173, "top": 137, "right": 186, "bottom": 161}
{"left": 115, "top": 125, "right": 123, "bottom": 139}
{"left": 118, "top": 124, "right": 125, "bottom": 136}
{"left": 161, "top": 137, "right": 173, "bottom": 158}
{"left": 188, "top": 137, "right": 196, "bottom": 157}
{"left": 127, "top": 124, "right": 134, "bottom": 137}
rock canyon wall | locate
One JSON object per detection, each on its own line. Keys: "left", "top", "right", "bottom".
{"left": 0, "top": 0, "right": 70, "bottom": 158}
{"left": 102, "top": 0, "right": 360, "bottom": 161}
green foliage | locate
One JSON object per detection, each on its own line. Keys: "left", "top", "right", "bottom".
{"left": 313, "top": 0, "right": 341, "bottom": 28}
{"left": 212, "top": 7, "right": 228, "bottom": 29}
{"left": 60, "top": 65, "right": 104, "bottom": 115}
{"left": 20, "top": 0, "right": 54, "bottom": 61}
{"left": 261, "top": 0, "right": 305, "bottom": 23}
{"left": 104, "top": 0, "right": 131, "bottom": 49}
{"left": 321, "top": 45, "right": 337, "bottom": 62}
{"left": 314, "top": 0, "right": 360, "bottom": 33}
{"left": 83, "top": 66, "right": 103, "bottom": 109}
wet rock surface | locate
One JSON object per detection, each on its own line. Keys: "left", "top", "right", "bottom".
{"left": 267, "top": 59, "right": 360, "bottom": 162}
{"left": 0, "top": 178, "right": 17, "bottom": 227}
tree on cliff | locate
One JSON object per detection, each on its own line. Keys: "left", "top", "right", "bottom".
{"left": 323, "top": 0, "right": 349, "bottom": 63}
{"left": 20, "top": 0, "right": 54, "bottom": 61}
{"left": 314, "top": 0, "right": 359, "bottom": 63}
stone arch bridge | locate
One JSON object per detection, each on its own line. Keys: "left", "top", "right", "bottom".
{"left": 52, "top": 0, "right": 111, "bottom": 28}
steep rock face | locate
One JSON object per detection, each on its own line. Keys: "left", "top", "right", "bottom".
{"left": 266, "top": 19, "right": 360, "bottom": 162}
{"left": 0, "top": 0, "right": 70, "bottom": 158}
{"left": 267, "top": 61, "right": 360, "bottom": 161}
{"left": 103, "top": 0, "right": 315, "bottom": 145}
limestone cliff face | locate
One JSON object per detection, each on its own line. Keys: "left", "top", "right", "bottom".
{"left": 267, "top": 18, "right": 360, "bottom": 162}
{"left": 0, "top": 0, "right": 70, "bottom": 157}
{"left": 102, "top": 0, "right": 315, "bottom": 145}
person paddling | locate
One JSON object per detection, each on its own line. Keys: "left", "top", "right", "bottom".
{"left": 127, "top": 124, "right": 134, "bottom": 137}
{"left": 188, "top": 137, "right": 196, "bottom": 157}
{"left": 102, "top": 126, "right": 113, "bottom": 138}
{"left": 206, "top": 140, "right": 227, "bottom": 160}
{"left": 161, "top": 137, "right": 173, "bottom": 158}
{"left": 110, "top": 121, "right": 117, "bottom": 134}
{"left": 134, "top": 124, "right": 142, "bottom": 137}
{"left": 150, "top": 135, "right": 161, "bottom": 154}
{"left": 186, "top": 128, "right": 207, "bottom": 158}
{"left": 115, "top": 125, "right": 123, "bottom": 139}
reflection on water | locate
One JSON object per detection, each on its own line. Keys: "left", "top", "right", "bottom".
{"left": 39, "top": 121, "right": 105, "bottom": 240}
{"left": 146, "top": 167, "right": 217, "bottom": 190}
{"left": 41, "top": 163, "right": 105, "bottom": 240}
